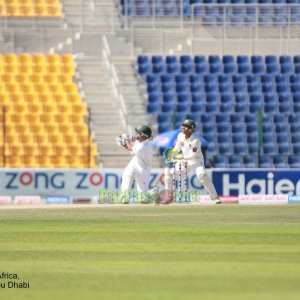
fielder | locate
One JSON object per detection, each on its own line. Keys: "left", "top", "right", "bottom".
{"left": 116, "top": 125, "right": 158, "bottom": 204}
{"left": 162, "top": 119, "right": 221, "bottom": 204}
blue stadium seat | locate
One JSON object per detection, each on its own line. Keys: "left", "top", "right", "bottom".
{"left": 278, "top": 144, "right": 290, "bottom": 155}
{"left": 259, "top": 155, "right": 273, "bottom": 168}
{"left": 273, "top": 155, "right": 287, "bottom": 168}
{"left": 163, "top": 92, "right": 176, "bottom": 104}
{"left": 219, "top": 143, "right": 232, "bottom": 154}
{"left": 228, "top": 155, "right": 243, "bottom": 168}
{"left": 191, "top": 92, "right": 205, "bottom": 103}
{"left": 273, "top": 114, "right": 286, "bottom": 124}
{"left": 288, "top": 155, "right": 300, "bottom": 168}
{"left": 147, "top": 102, "right": 160, "bottom": 114}
{"left": 233, "top": 143, "right": 247, "bottom": 154}
{"left": 244, "top": 155, "right": 257, "bottom": 168}
{"left": 191, "top": 103, "right": 204, "bottom": 113}
{"left": 213, "top": 155, "right": 227, "bottom": 168}
{"left": 293, "top": 144, "right": 300, "bottom": 155}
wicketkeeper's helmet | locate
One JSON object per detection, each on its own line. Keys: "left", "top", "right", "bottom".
{"left": 182, "top": 119, "right": 196, "bottom": 130}
{"left": 135, "top": 125, "right": 153, "bottom": 138}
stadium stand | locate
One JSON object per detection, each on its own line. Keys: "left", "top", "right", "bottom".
{"left": 137, "top": 54, "right": 300, "bottom": 167}
{"left": 120, "top": 0, "right": 300, "bottom": 26}
{"left": 0, "top": 53, "right": 97, "bottom": 168}
{"left": 0, "top": 0, "right": 61, "bottom": 17}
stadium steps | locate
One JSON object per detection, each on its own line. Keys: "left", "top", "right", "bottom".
{"left": 60, "top": 0, "right": 120, "bottom": 33}
{"left": 76, "top": 55, "right": 129, "bottom": 168}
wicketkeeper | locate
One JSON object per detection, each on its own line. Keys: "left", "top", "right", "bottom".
{"left": 116, "top": 125, "right": 158, "bottom": 204}
{"left": 162, "top": 119, "right": 221, "bottom": 204}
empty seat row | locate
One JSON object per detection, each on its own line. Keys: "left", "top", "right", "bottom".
{"left": 212, "top": 154, "right": 300, "bottom": 168}
{"left": 0, "top": 0, "right": 61, "bottom": 17}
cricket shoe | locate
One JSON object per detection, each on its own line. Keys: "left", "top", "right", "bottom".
{"left": 142, "top": 186, "right": 159, "bottom": 204}
{"left": 212, "top": 198, "right": 221, "bottom": 205}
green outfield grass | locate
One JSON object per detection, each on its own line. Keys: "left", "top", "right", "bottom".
{"left": 0, "top": 205, "right": 300, "bottom": 300}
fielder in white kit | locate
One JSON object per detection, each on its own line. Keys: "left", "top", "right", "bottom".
{"left": 117, "top": 125, "right": 158, "bottom": 204}
{"left": 163, "top": 119, "right": 221, "bottom": 204}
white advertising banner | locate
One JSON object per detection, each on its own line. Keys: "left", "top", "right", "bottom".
{"left": 0, "top": 168, "right": 210, "bottom": 198}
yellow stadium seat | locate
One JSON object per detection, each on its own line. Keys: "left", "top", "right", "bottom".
{"left": 58, "top": 123, "right": 73, "bottom": 134}
{"left": 24, "top": 93, "right": 39, "bottom": 103}
{"left": 19, "top": 4, "right": 34, "bottom": 16}
{"left": 62, "top": 133, "right": 75, "bottom": 144}
{"left": 34, "top": 133, "right": 48, "bottom": 144}
{"left": 77, "top": 134, "right": 90, "bottom": 144}
{"left": 68, "top": 93, "right": 82, "bottom": 105}
{"left": 22, "top": 156, "right": 37, "bottom": 168}
{"left": 5, "top": 156, "right": 22, "bottom": 168}
{"left": 4, "top": 53, "right": 18, "bottom": 65}
{"left": 43, "top": 103, "right": 57, "bottom": 114}
{"left": 18, "top": 65, "right": 32, "bottom": 76}
{"left": 44, "top": 123, "right": 59, "bottom": 134}
{"left": 5, "top": 144, "right": 24, "bottom": 156}
{"left": 23, "top": 144, "right": 38, "bottom": 155}
{"left": 48, "top": 133, "right": 63, "bottom": 144}
{"left": 33, "top": 63, "right": 47, "bottom": 74}
{"left": 30, "top": 123, "right": 43, "bottom": 134}
{"left": 63, "top": 82, "right": 78, "bottom": 94}
{"left": 1, "top": 74, "right": 14, "bottom": 83}
{"left": 54, "top": 113, "right": 68, "bottom": 124}
{"left": 19, "top": 133, "right": 35, "bottom": 145}
{"left": 24, "top": 113, "right": 40, "bottom": 124}
{"left": 6, "top": 0, "right": 17, "bottom": 4}
{"left": 35, "top": 83, "right": 49, "bottom": 94}
{"left": 37, "top": 144, "right": 53, "bottom": 156}
{"left": 39, "top": 113, "right": 54, "bottom": 123}
{"left": 46, "top": 0, "right": 60, "bottom": 5}
{"left": 51, "top": 156, "right": 67, "bottom": 168}
{"left": 53, "top": 145, "right": 67, "bottom": 156}
{"left": 34, "top": 4, "right": 47, "bottom": 16}
{"left": 72, "top": 103, "right": 87, "bottom": 116}
{"left": 4, "top": 133, "right": 19, "bottom": 144}
{"left": 36, "top": 156, "right": 52, "bottom": 168}
{"left": 61, "top": 64, "right": 75, "bottom": 76}
{"left": 49, "top": 83, "right": 64, "bottom": 94}
{"left": 7, "top": 112, "right": 25, "bottom": 123}
{"left": 4, "top": 64, "right": 18, "bottom": 74}
{"left": 47, "top": 54, "right": 60, "bottom": 65}
{"left": 14, "top": 103, "right": 28, "bottom": 114}
{"left": 30, "top": 74, "right": 43, "bottom": 84}
{"left": 47, "top": 64, "right": 60, "bottom": 74}
{"left": 20, "top": 82, "right": 34, "bottom": 93}
{"left": 15, "top": 123, "right": 29, "bottom": 134}
{"left": 57, "top": 103, "right": 71, "bottom": 114}
{"left": 66, "top": 156, "right": 81, "bottom": 168}
{"left": 69, "top": 114, "right": 83, "bottom": 124}
{"left": 6, "top": 83, "right": 21, "bottom": 94}
{"left": 9, "top": 91, "right": 23, "bottom": 103}
{"left": 28, "top": 103, "right": 43, "bottom": 114}
{"left": 61, "top": 54, "right": 74, "bottom": 65}
{"left": 0, "top": 94, "right": 9, "bottom": 105}
{"left": 32, "top": 54, "right": 46, "bottom": 65}
{"left": 58, "top": 74, "right": 73, "bottom": 84}
{"left": 53, "top": 92, "right": 67, "bottom": 104}
{"left": 73, "top": 123, "right": 89, "bottom": 136}
{"left": 44, "top": 74, "right": 57, "bottom": 84}
{"left": 19, "top": 53, "right": 33, "bottom": 65}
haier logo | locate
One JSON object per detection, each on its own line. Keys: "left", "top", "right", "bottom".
{"left": 213, "top": 171, "right": 300, "bottom": 196}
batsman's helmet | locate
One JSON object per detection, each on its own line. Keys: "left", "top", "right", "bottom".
{"left": 182, "top": 119, "right": 196, "bottom": 130}
{"left": 135, "top": 125, "right": 153, "bottom": 138}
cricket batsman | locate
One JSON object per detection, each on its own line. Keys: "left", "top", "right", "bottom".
{"left": 116, "top": 125, "right": 158, "bottom": 204}
{"left": 162, "top": 119, "right": 221, "bottom": 204}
